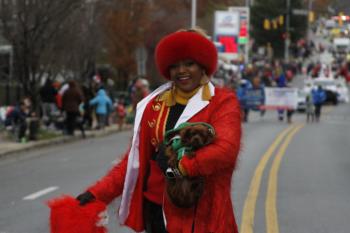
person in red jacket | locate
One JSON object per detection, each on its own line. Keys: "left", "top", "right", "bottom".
{"left": 77, "top": 28, "right": 242, "bottom": 233}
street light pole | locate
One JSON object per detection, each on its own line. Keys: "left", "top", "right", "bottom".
{"left": 245, "top": 0, "right": 251, "bottom": 64}
{"left": 191, "top": 0, "right": 197, "bottom": 28}
{"left": 307, "top": 0, "right": 313, "bottom": 43}
{"left": 284, "top": 0, "right": 291, "bottom": 63}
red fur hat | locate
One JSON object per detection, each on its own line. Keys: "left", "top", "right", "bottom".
{"left": 155, "top": 30, "right": 218, "bottom": 79}
{"left": 47, "top": 195, "right": 108, "bottom": 233}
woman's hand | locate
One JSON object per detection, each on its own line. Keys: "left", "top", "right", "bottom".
{"left": 76, "top": 191, "right": 95, "bottom": 206}
{"left": 155, "top": 144, "right": 169, "bottom": 174}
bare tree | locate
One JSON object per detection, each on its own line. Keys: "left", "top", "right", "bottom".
{"left": 312, "top": 0, "right": 335, "bottom": 14}
{"left": 0, "top": 0, "right": 84, "bottom": 106}
{"left": 42, "top": 1, "right": 107, "bottom": 83}
{"left": 102, "top": 0, "right": 151, "bottom": 89}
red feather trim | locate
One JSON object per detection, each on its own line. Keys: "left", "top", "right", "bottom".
{"left": 47, "top": 195, "right": 108, "bottom": 233}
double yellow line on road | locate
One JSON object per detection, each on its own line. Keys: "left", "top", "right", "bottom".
{"left": 240, "top": 124, "right": 304, "bottom": 233}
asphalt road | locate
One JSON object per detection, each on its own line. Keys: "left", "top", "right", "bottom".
{"left": 0, "top": 100, "right": 350, "bottom": 233}
{"left": 236, "top": 103, "right": 350, "bottom": 233}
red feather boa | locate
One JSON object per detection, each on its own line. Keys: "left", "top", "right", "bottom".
{"left": 47, "top": 195, "right": 108, "bottom": 233}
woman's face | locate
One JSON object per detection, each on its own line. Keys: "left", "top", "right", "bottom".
{"left": 169, "top": 59, "right": 204, "bottom": 93}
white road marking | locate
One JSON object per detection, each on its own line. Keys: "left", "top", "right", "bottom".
{"left": 23, "top": 186, "right": 59, "bottom": 200}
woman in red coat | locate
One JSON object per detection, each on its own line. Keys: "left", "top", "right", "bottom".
{"left": 77, "top": 28, "right": 242, "bottom": 233}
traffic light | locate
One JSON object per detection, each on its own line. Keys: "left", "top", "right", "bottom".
{"left": 272, "top": 20, "right": 278, "bottom": 29}
{"left": 264, "top": 19, "right": 271, "bottom": 30}
{"left": 308, "top": 11, "right": 315, "bottom": 23}
{"left": 278, "top": 15, "right": 284, "bottom": 26}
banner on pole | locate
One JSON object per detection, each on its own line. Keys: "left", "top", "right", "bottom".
{"left": 263, "top": 87, "right": 298, "bottom": 110}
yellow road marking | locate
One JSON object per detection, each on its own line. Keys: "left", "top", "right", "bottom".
{"left": 240, "top": 125, "right": 296, "bottom": 233}
{"left": 265, "top": 124, "right": 304, "bottom": 233}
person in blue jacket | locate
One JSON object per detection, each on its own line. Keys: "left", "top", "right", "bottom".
{"left": 311, "top": 85, "right": 326, "bottom": 122}
{"left": 89, "top": 88, "right": 113, "bottom": 129}
{"left": 276, "top": 73, "right": 287, "bottom": 121}
{"left": 236, "top": 79, "right": 252, "bottom": 122}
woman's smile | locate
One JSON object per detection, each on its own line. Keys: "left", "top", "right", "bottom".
{"left": 169, "top": 59, "right": 203, "bottom": 93}
{"left": 176, "top": 75, "right": 191, "bottom": 82}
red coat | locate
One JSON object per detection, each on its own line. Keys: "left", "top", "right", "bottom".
{"left": 88, "top": 86, "right": 241, "bottom": 233}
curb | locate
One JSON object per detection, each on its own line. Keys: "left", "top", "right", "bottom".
{"left": 0, "top": 125, "right": 132, "bottom": 159}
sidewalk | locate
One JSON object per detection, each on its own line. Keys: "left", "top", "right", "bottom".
{"left": 0, "top": 124, "right": 132, "bottom": 158}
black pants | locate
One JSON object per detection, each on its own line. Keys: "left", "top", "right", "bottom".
{"left": 18, "top": 120, "right": 27, "bottom": 140}
{"left": 28, "top": 118, "right": 39, "bottom": 140}
{"left": 143, "top": 199, "right": 167, "bottom": 233}
{"left": 314, "top": 104, "right": 322, "bottom": 121}
{"left": 65, "top": 111, "right": 85, "bottom": 137}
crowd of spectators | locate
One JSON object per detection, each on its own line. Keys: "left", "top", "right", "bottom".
{"left": 0, "top": 75, "right": 151, "bottom": 143}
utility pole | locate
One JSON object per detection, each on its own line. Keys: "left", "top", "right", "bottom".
{"left": 284, "top": 0, "right": 291, "bottom": 63}
{"left": 191, "top": 0, "right": 197, "bottom": 28}
{"left": 245, "top": 0, "right": 251, "bottom": 64}
{"left": 307, "top": 0, "right": 313, "bottom": 43}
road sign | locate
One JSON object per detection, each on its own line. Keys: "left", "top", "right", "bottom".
{"left": 292, "top": 9, "right": 308, "bottom": 16}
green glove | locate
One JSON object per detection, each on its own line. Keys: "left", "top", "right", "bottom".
{"left": 176, "top": 146, "right": 192, "bottom": 160}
